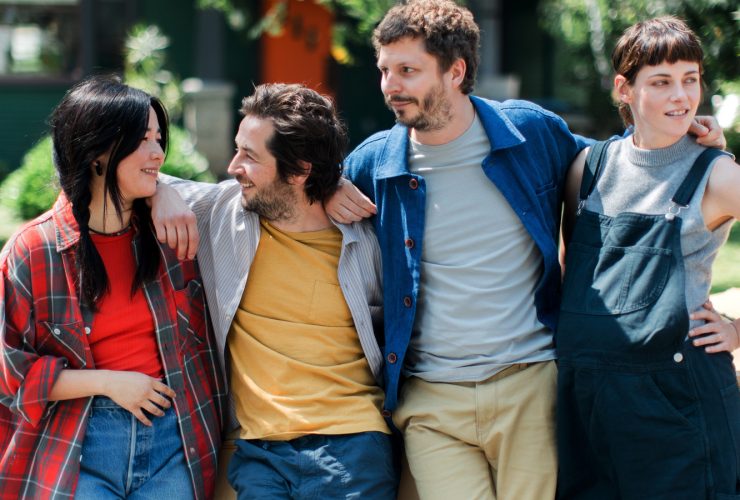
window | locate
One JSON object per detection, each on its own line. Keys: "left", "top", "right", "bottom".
{"left": 0, "top": 1, "right": 80, "bottom": 78}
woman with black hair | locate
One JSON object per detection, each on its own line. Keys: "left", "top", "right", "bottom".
{"left": 0, "top": 75, "right": 225, "bottom": 499}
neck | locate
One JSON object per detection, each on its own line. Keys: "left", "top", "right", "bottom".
{"left": 270, "top": 197, "right": 333, "bottom": 233}
{"left": 631, "top": 129, "right": 685, "bottom": 150}
{"left": 410, "top": 93, "right": 475, "bottom": 146}
{"left": 88, "top": 182, "right": 132, "bottom": 233}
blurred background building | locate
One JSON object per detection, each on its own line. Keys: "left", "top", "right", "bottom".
{"left": 0, "top": 0, "right": 595, "bottom": 178}
{"left": 0, "top": 0, "right": 736, "bottom": 178}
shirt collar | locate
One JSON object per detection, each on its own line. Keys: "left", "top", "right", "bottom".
{"left": 52, "top": 192, "right": 144, "bottom": 252}
{"left": 52, "top": 192, "right": 81, "bottom": 252}
{"left": 375, "top": 95, "right": 526, "bottom": 179}
{"left": 331, "top": 218, "right": 360, "bottom": 246}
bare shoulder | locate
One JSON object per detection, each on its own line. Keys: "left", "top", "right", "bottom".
{"left": 704, "top": 153, "right": 740, "bottom": 222}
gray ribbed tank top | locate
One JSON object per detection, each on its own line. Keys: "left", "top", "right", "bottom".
{"left": 584, "top": 135, "right": 733, "bottom": 330}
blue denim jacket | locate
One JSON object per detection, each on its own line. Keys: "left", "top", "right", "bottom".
{"left": 343, "top": 96, "right": 589, "bottom": 414}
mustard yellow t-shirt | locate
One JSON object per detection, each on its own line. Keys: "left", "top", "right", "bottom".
{"left": 228, "top": 218, "right": 389, "bottom": 440}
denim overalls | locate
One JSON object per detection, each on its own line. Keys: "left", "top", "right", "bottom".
{"left": 556, "top": 141, "right": 740, "bottom": 500}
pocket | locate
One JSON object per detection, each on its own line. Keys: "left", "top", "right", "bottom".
{"left": 308, "top": 281, "right": 353, "bottom": 325}
{"left": 36, "top": 321, "right": 87, "bottom": 367}
{"left": 561, "top": 242, "right": 671, "bottom": 315}
{"left": 173, "top": 278, "right": 207, "bottom": 350}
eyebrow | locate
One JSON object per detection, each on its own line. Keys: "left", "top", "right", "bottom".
{"left": 647, "top": 70, "right": 700, "bottom": 78}
{"left": 236, "top": 141, "right": 259, "bottom": 157}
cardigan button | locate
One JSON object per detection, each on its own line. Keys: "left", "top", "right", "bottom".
{"left": 404, "top": 238, "right": 415, "bottom": 249}
{"left": 387, "top": 352, "right": 398, "bottom": 364}
{"left": 381, "top": 409, "right": 392, "bottom": 418}
{"left": 409, "top": 178, "right": 419, "bottom": 190}
{"left": 403, "top": 296, "right": 412, "bottom": 307}
{"left": 53, "top": 328, "right": 61, "bottom": 335}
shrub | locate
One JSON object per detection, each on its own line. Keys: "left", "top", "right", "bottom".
{"left": 0, "top": 137, "right": 58, "bottom": 220}
{"left": 0, "top": 127, "right": 214, "bottom": 220}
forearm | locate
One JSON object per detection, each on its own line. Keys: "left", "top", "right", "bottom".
{"left": 159, "top": 173, "right": 226, "bottom": 217}
{"left": 48, "top": 369, "right": 109, "bottom": 401}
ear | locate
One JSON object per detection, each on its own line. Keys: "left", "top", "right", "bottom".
{"left": 614, "top": 75, "right": 632, "bottom": 104}
{"left": 448, "top": 58, "right": 467, "bottom": 90}
{"left": 289, "top": 160, "right": 312, "bottom": 186}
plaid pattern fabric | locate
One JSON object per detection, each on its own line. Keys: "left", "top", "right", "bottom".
{"left": 0, "top": 194, "right": 226, "bottom": 499}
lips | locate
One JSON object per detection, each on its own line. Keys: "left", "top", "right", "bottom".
{"left": 387, "top": 96, "right": 417, "bottom": 107}
{"left": 665, "top": 109, "right": 689, "bottom": 117}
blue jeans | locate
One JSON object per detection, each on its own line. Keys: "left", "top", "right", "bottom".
{"left": 228, "top": 432, "right": 397, "bottom": 499}
{"left": 75, "top": 396, "right": 193, "bottom": 499}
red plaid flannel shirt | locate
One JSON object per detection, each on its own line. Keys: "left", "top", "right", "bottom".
{"left": 0, "top": 194, "right": 226, "bottom": 499}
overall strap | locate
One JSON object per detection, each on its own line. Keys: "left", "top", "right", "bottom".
{"left": 580, "top": 139, "right": 616, "bottom": 202}
{"left": 671, "top": 148, "right": 727, "bottom": 206}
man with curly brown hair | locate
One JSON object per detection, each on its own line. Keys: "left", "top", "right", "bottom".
{"left": 325, "top": 1, "right": 725, "bottom": 499}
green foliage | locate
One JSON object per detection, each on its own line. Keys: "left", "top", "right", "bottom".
{"left": 712, "top": 222, "right": 740, "bottom": 294}
{"left": 0, "top": 137, "right": 57, "bottom": 220}
{"left": 0, "top": 129, "right": 213, "bottom": 221}
{"left": 539, "top": 0, "right": 740, "bottom": 134}
{"left": 124, "top": 24, "right": 184, "bottom": 120}
{"left": 161, "top": 127, "right": 214, "bottom": 182}
{"left": 197, "top": 0, "right": 396, "bottom": 64}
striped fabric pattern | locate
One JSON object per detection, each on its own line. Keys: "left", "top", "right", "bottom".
{"left": 164, "top": 176, "right": 386, "bottom": 387}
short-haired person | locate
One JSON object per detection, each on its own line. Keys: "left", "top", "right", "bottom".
{"left": 556, "top": 17, "right": 740, "bottom": 500}
{"left": 153, "top": 83, "right": 396, "bottom": 499}
{"left": 324, "top": 1, "right": 726, "bottom": 499}
{"left": 0, "top": 76, "right": 225, "bottom": 499}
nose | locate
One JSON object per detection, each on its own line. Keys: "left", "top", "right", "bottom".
{"left": 150, "top": 141, "right": 164, "bottom": 163}
{"left": 226, "top": 153, "right": 242, "bottom": 177}
{"left": 670, "top": 82, "right": 688, "bottom": 102}
{"left": 382, "top": 71, "right": 400, "bottom": 96}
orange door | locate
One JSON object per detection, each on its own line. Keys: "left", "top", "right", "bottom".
{"left": 260, "top": 0, "right": 334, "bottom": 95}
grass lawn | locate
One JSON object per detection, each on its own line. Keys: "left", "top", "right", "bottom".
{"left": 711, "top": 221, "right": 740, "bottom": 293}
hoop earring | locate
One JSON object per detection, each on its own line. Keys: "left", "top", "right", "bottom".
{"left": 94, "top": 161, "right": 103, "bottom": 176}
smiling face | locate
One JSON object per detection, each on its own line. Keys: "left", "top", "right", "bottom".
{"left": 227, "top": 114, "right": 297, "bottom": 221}
{"left": 115, "top": 106, "right": 164, "bottom": 207}
{"left": 377, "top": 36, "right": 453, "bottom": 132}
{"left": 617, "top": 60, "right": 701, "bottom": 149}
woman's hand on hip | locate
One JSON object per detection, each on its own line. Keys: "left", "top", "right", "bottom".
{"left": 102, "top": 371, "right": 177, "bottom": 426}
{"left": 689, "top": 300, "right": 740, "bottom": 354}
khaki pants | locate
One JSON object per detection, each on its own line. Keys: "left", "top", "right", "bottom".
{"left": 393, "top": 362, "right": 558, "bottom": 500}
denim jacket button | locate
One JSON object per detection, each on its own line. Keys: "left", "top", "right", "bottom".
{"left": 404, "top": 238, "right": 415, "bottom": 249}
{"left": 409, "top": 178, "right": 419, "bottom": 190}
{"left": 387, "top": 352, "right": 398, "bottom": 364}
{"left": 403, "top": 296, "right": 412, "bottom": 307}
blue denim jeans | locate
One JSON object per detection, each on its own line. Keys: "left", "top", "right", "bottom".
{"left": 228, "top": 432, "right": 397, "bottom": 499}
{"left": 75, "top": 396, "right": 193, "bottom": 499}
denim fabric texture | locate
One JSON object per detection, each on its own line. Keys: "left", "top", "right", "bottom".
{"left": 75, "top": 396, "right": 194, "bottom": 499}
{"left": 556, "top": 144, "right": 740, "bottom": 499}
{"left": 227, "top": 432, "right": 397, "bottom": 499}
{"left": 343, "top": 96, "right": 590, "bottom": 415}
